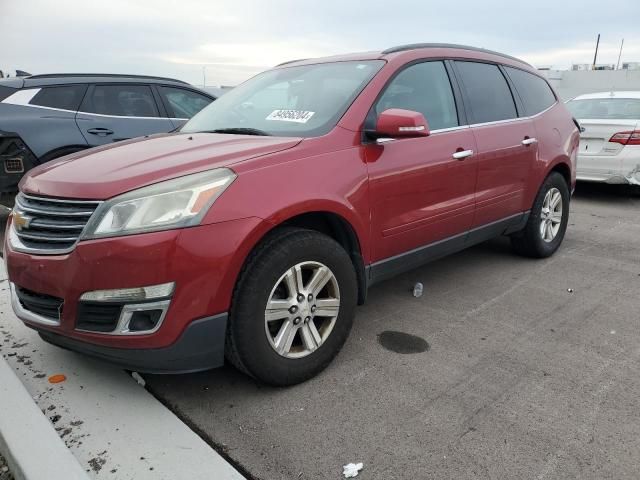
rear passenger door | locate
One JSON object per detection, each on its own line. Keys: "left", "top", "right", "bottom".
{"left": 453, "top": 61, "right": 537, "bottom": 227}
{"left": 76, "top": 84, "right": 173, "bottom": 146}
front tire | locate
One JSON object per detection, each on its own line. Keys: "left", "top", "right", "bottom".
{"left": 511, "top": 171, "right": 570, "bottom": 258}
{"left": 225, "top": 228, "right": 357, "bottom": 386}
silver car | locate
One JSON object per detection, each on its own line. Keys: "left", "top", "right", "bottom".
{"left": 566, "top": 91, "right": 640, "bottom": 186}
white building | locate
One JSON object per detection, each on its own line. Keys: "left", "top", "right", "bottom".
{"left": 539, "top": 68, "right": 640, "bottom": 100}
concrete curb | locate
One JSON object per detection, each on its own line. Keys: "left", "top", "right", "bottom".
{"left": 0, "top": 355, "right": 89, "bottom": 480}
{"left": 0, "top": 257, "right": 245, "bottom": 480}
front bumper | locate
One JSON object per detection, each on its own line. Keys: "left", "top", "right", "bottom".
{"left": 37, "top": 313, "right": 228, "bottom": 374}
{"left": 5, "top": 215, "right": 264, "bottom": 370}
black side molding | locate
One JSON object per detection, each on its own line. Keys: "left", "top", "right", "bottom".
{"left": 368, "top": 212, "right": 529, "bottom": 286}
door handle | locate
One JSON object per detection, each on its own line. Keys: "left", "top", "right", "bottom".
{"left": 522, "top": 137, "right": 538, "bottom": 146}
{"left": 452, "top": 149, "right": 474, "bottom": 160}
{"left": 87, "top": 128, "right": 114, "bottom": 137}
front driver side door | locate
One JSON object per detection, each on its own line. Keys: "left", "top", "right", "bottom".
{"left": 364, "top": 60, "right": 478, "bottom": 278}
{"left": 76, "top": 84, "right": 173, "bottom": 146}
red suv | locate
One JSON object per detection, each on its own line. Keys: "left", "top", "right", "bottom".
{"left": 5, "top": 44, "right": 579, "bottom": 385}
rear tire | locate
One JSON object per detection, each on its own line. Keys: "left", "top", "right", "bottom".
{"left": 511, "top": 172, "right": 570, "bottom": 258}
{"left": 225, "top": 227, "right": 357, "bottom": 386}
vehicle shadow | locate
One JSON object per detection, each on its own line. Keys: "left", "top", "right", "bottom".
{"left": 573, "top": 181, "right": 640, "bottom": 201}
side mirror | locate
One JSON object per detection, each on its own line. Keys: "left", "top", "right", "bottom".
{"left": 372, "top": 108, "right": 430, "bottom": 140}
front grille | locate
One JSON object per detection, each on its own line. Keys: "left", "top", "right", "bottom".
{"left": 12, "top": 193, "right": 101, "bottom": 254}
{"left": 77, "top": 302, "right": 123, "bottom": 333}
{"left": 15, "top": 286, "right": 63, "bottom": 321}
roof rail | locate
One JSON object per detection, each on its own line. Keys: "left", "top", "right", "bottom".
{"left": 381, "top": 43, "right": 531, "bottom": 66}
{"left": 275, "top": 58, "right": 309, "bottom": 67}
{"left": 25, "top": 73, "right": 189, "bottom": 84}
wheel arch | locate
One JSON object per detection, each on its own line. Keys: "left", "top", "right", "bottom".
{"left": 38, "top": 145, "right": 88, "bottom": 164}
{"left": 548, "top": 161, "right": 572, "bottom": 188}
{"left": 278, "top": 211, "right": 368, "bottom": 305}
{"left": 231, "top": 206, "right": 369, "bottom": 306}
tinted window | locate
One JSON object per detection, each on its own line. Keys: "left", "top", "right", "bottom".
{"left": 159, "top": 86, "right": 212, "bottom": 118}
{"left": 505, "top": 67, "right": 556, "bottom": 116}
{"left": 84, "top": 85, "right": 159, "bottom": 117}
{"left": 0, "top": 85, "right": 16, "bottom": 102}
{"left": 455, "top": 61, "right": 517, "bottom": 123}
{"left": 375, "top": 61, "right": 458, "bottom": 130}
{"left": 30, "top": 85, "right": 87, "bottom": 110}
{"left": 566, "top": 98, "right": 640, "bottom": 120}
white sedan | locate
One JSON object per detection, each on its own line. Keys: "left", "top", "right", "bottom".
{"left": 566, "top": 91, "right": 640, "bottom": 185}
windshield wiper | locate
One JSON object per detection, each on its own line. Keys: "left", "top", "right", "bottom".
{"left": 203, "top": 127, "right": 271, "bottom": 136}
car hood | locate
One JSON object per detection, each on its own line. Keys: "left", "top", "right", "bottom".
{"left": 20, "top": 133, "right": 302, "bottom": 199}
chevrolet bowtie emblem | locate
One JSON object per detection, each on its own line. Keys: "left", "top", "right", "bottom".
{"left": 12, "top": 211, "right": 32, "bottom": 230}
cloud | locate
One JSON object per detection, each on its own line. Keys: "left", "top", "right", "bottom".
{"left": 2, "top": 0, "right": 640, "bottom": 85}
{"left": 160, "top": 41, "right": 342, "bottom": 68}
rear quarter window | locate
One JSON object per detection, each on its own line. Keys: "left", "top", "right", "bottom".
{"left": 0, "top": 85, "right": 17, "bottom": 101}
{"left": 504, "top": 67, "right": 556, "bottom": 116}
{"left": 158, "top": 86, "right": 212, "bottom": 118}
{"left": 30, "top": 85, "right": 87, "bottom": 111}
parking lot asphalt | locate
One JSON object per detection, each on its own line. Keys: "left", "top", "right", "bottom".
{"left": 145, "top": 183, "right": 640, "bottom": 480}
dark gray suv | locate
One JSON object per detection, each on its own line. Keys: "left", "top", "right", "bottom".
{"left": 0, "top": 74, "right": 215, "bottom": 199}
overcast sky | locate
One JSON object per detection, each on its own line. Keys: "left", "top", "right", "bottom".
{"left": 2, "top": 0, "right": 640, "bottom": 86}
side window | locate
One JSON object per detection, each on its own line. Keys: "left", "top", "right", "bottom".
{"left": 455, "top": 61, "right": 517, "bottom": 124}
{"left": 375, "top": 61, "right": 458, "bottom": 130}
{"left": 504, "top": 67, "right": 556, "bottom": 116}
{"left": 30, "top": 85, "right": 87, "bottom": 111}
{"left": 158, "top": 86, "right": 213, "bottom": 118}
{"left": 83, "top": 85, "right": 159, "bottom": 117}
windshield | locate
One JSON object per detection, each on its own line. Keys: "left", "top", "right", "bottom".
{"left": 182, "top": 60, "right": 384, "bottom": 137}
{"left": 567, "top": 98, "right": 640, "bottom": 120}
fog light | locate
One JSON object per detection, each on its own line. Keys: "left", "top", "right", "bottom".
{"left": 79, "top": 282, "right": 175, "bottom": 303}
{"left": 128, "top": 310, "right": 163, "bottom": 332}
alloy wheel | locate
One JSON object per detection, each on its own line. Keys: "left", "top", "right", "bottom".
{"left": 264, "top": 261, "right": 340, "bottom": 359}
{"left": 539, "top": 187, "right": 563, "bottom": 243}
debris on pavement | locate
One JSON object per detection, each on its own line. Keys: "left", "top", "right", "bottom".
{"left": 567, "top": 288, "right": 574, "bottom": 293}
{"left": 131, "top": 372, "right": 146, "bottom": 387}
{"left": 412, "top": 282, "right": 423, "bottom": 297}
{"left": 343, "top": 462, "right": 364, "bottom": 478}
{"left": 48, "top": 374, "right": 66, "bottom": 384}
{"left": 0, "top": 451, "right": 15, "bottom": 480}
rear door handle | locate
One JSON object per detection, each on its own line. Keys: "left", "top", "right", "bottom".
{"left": 522, "top": 137, "right": 538, "bottom": 146}
{"left": 452, "top": 149, "right": 474, "bottom": 160}
{"left": 87, "top": 128, "right": 114, "bottom": 136}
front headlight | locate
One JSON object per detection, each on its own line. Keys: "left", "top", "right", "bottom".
{"left": 83, "top": 168, "right": 236, "bottom": 239}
